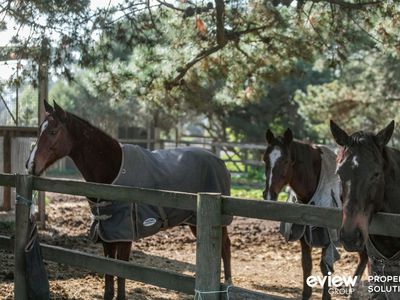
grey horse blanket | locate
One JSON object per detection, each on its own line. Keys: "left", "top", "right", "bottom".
{"left": 280, "top": 145, "right": 342, "bottom": 269}
{"left": 366, "top": 238, "right": 400, "bottom": 299}
{"left": 89, "top": 144, "right": 232, "bottom": 242}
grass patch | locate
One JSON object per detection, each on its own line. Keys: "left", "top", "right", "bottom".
{"left": 231, "top": 186, "right": 263, "bottom": 199}
{"left": 231, "top": 185, "right": 289, "bottom": 201}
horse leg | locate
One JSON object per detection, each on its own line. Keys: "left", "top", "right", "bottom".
{"left": 102, "top": 241, "right": 117, "bottom": 300}
{"left": 189, "top": 225, "right": 232, "bottom": 284}
{"left": 320, "top": 247, "right": 331, "bottom": 300}
{"left": 116, "top": 241, "right": 132, "bottom": 300}
{"left": 189, "top": 225, "right": 197, "bottom": 239}
{"left": 354, "top": 249, "right": 368, "bottom": 281}
{"left": 300, "top": 237, "right": 312, "bottom": 300}
{"left": 221, "top": 226, "right": 232, "bottom": 284}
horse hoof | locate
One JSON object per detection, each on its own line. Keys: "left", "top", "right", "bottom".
{"left": 104, "top": 293, "right": 114, "bottom": 300}
{"left": 224, "top": 278, "right": 233, "bottom": 286}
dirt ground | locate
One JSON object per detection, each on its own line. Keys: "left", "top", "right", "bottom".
{"left": 0, "top": 193, "right": 364, "bottom": 300}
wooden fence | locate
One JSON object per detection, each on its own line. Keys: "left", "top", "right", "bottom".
{"left": 1, "top": 173, "right": 400, "bottom": 299}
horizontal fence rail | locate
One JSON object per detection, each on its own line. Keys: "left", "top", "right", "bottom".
{"left": 0, "top": 173, "right": 16, "bottom": 188}
{"left": 33, "top": 176, "right": 198, "bottom": 211}
{"left": 221, "top": 196, "right": 400, "bottom": 238}
{"left": 0, "top": 235, "right": 195, "bottom": 294}
{"left": 1, "top": 173, "right": 400, "bottom": 237}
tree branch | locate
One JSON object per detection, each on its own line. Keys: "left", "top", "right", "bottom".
{"left": 165, "top": 44, "right": 222, "bottom": 90}
{"left": 310, "top": 0, "right": 383, "bottom": 9}
{"left": 165, "top": 24, "right": 270, "bottom": 90}
{"left": 215, "top": 0, "right": 226, "bottom": 46}
{"left": 385, "top": 96, "right": 400, "bottom": 102}
{"left": 155, "top": 0, "right": 185, "bottom": 12}
{"left": 147, "top": 0, "right": 162, "bottom": 35}
{"left": 0, "top": 93, "right": 17, "bottom": 125}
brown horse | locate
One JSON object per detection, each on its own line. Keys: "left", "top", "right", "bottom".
{"left": 262, "top": 128, "right": 368, "bottom": 300}
{"left": 331, "top": 120, "right": 400, "bottom": 299}
{"left": 26, "top": 101, "right": 232, "bottom": 300}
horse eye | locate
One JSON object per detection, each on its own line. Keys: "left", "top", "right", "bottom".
{"left": 49, "top": 130, "right": 57, "bottom": 135}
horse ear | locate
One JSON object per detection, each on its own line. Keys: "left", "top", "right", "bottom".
{"left": 265, "top": 129, "right": 275, "bottom": 145}
{"left": 44, "top": 99, "right": 53, "bottom": 113}
{"left": 330, "top": 120, "right": 349, "bottom": 146}
{"left": 375, "top": 120, "right": 395, "bottom": 147}
{"left": 283, "top": 128, "right": 293, "bottom": 145}
{"left": 53, "top": 101, "right": 67, "bottom": 122}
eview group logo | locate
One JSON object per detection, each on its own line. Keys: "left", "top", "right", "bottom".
{"left": 307, "top": 272, "right": 400, "bottom": 296}
{"left": 306, "top": 272, "right": 358, "bottom": 296}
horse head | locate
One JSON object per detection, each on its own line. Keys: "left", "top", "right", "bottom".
{"left": 262, "top": 128, "right": 294, "bottom": 201}
{"left": 330, "top": 120, "right": 394, "bottom": 252}
{"left": 26, "top": 100, "right": 73, "bottom": 176}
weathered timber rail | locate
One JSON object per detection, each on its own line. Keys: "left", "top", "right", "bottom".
{"left": 0, "top": 172, "right": 400, "bottom": 300}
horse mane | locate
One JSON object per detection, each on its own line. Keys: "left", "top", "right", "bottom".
{"left": 348, "top": 131, "right": 376, "bottom": 146}
{"left": 65, "top": 111, "right": 118, "bottom": 143}
{"left": 383, "top": 146, "right": 400, "bottom": 178}
{"left": 58, "top": 109, "right": 122, "bottom": 184}
{"left": 288, "top": 140, "right": 322, "bottom": 202}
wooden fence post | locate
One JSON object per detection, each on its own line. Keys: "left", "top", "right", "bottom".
{"left": 14, "top": 175, "right": 33, "bottom": 300}
{"left": 2, "top": 131, "right": 11, "bottom": 210}
{"left": 195, "top": 193, "right": 222, "bottom": 300}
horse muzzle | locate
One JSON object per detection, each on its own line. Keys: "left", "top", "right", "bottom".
{"left": 340, "top": 227, "right": 366, "bottom": 252}
{"left": 26, "top": 160, "right": 35, "bottom": 175}
{"left": 26, "top": 161, "right": 45, "bottom": 176}
{"left": 263, "top": 190, "right": 278, "bottom": 201}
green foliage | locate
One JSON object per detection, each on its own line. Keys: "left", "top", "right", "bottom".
{"left": 84, "top": 3, "right": 328, "bottom": 140}
{"left": 48, "top": 71, "right": 145, "bottom": 133}
{"left": 225, "top": 62, "right": 333, "bottom": 142}
{"left": 295, "top": 51, "right": 400, "bottom": 143}
{"left": 3, "top": 0, "right": 400, "bottom": 144}
{"left": 83, "top": 1, "right": 400, "bottom": 142}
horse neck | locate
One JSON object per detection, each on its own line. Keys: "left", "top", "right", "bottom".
{"left": 288, "top": 141, "right": 321, "bottom": 204}
{"left": 67, "top": 116, "right": 122, "bottom": 184}
{"left": 370, "top": 147, "right": 400, "bottom": 258}
{"left": 381, "top": 147, "right": 400, "bottom": 213}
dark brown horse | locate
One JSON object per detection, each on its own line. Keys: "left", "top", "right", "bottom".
{"left": 331, "top": 120, "right": 400, "bottom": 299}
{"left": 262, "top": 128, "right": 368, "bottom": 300}
{"left": 26, "top": 101, "right": 232, "bottom": 300}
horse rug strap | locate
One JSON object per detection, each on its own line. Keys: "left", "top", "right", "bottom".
{"left": 25, "top": 219, "right": 50, "bottom": 300}
{"left": 366, "top": 238, "right": 400, "bottom": 300}
{"left": 280, "top": 146, "right": 342, "bottom": 269}
{"left": 89, "top": 144, "right": 232, "bottom": 242}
